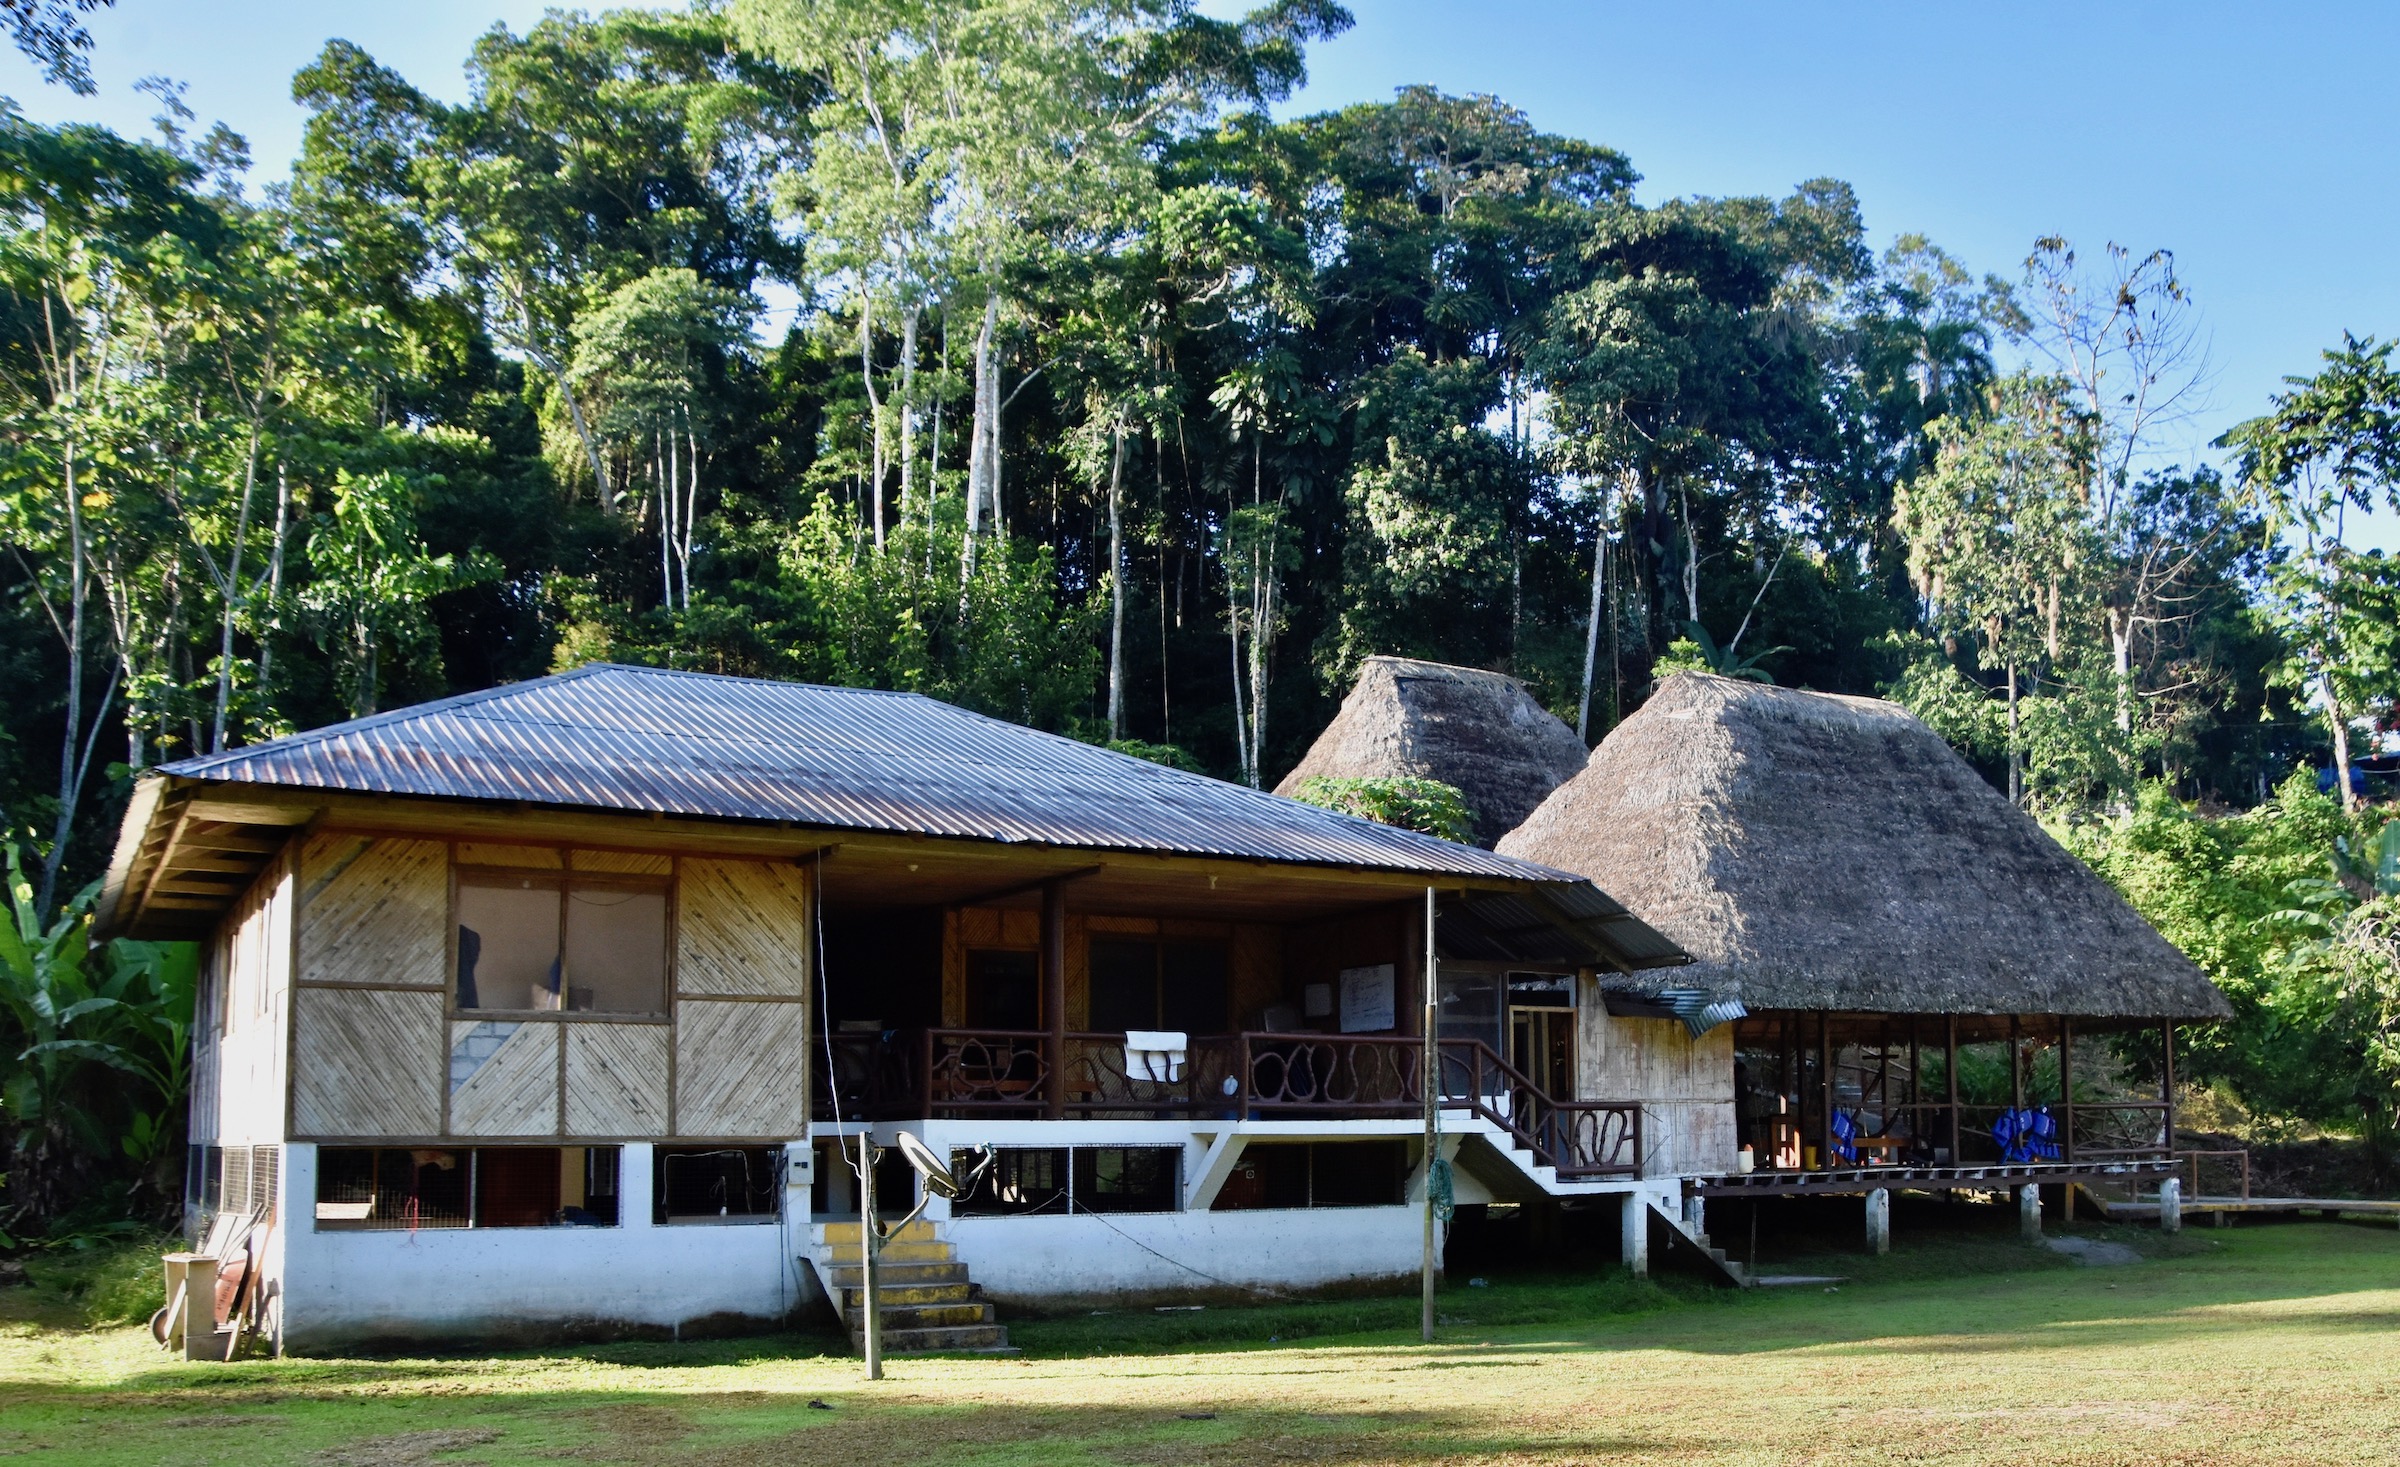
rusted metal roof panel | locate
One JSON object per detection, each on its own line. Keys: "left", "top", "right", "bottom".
{"left": 161, "top": 664, "right": 1582, "bottom": 884}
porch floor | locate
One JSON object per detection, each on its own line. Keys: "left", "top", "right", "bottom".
{"left": 1694, "top": 1159, "right": 2177, "bottom": 1198}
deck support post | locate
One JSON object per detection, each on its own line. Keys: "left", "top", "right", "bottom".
{"left": 1620, "top": 1192, "right": 1649, "bottom": 1278}
{"left": 2059, "top": 1016, "right": 2075, "bottom": 1161}
{"left": 1864, "top": 1187, "right": 1890, "bottom": 1256}
{"left": 1944, "top": 1015, "right": 1960, "bottom": 1164}
{"left": 1818, "top": 1011, "right": 1833, "bottom": 1168}
{"left": 2017, "top": 1182, "right": 2042, "bottom": 1241}
{"left": 2158, "top": 1177, "right": 2182, "bottom": 1233}
{"left": 1041, "top": 879, "right": 1067, "bottom": 1120}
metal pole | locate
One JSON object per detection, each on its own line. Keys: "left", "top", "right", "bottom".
{"left": 857, "top": 1132, "right": 882, "bottom": 1380}
{"left": 1421, "top": 885, "right": 1438, "bottom": 1344}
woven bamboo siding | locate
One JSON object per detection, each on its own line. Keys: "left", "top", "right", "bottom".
{"left": 573, "top": 850, "right": 673, "bottom": 876}
{"left": 299, "top": 835, "right": 447, "bottom": 988}
{"left": 454, "top": 843, "right": 561, "bottom": 868}
{"left": 291, "top": 986, "right": 444, "bottom": 1136}
{"left": 448, "top": 1021, "right": 561, "bottom": 1136}
{"left": 565, "top": 1024, "right": 669, "bottom": 1135}
{"left": 1578, "top": 1006, "right": 1736, "bottom": 1175}
{"left": 675, "top": 999, "right": 808, "bottom": 1136}
{"left": 676, "top": 859, "right": 811, "bottom": 997}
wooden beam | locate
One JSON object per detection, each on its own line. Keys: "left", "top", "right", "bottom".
{"left": 181, "top": 798, "right": 312, "bottom": 826}
{"left": 1042, "top": 879, "right": 1067, "bottom": 1121}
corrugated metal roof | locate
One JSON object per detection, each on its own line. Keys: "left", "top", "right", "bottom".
{"left": 162, "top": 664, "right": 1581, "bottom": 884}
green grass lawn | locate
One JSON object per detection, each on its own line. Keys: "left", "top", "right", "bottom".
{"left": 6, "top": 1216, "right": 2400, "bottom": 1465}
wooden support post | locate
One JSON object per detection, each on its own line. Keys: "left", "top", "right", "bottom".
{"left": 2161, "top": 1019, "right": 2177, "bottom": 1154}
{"left": 1818, "top": 1011, "right": 1834, "bottom": 1169}
{"left": 1865, "top": 1187, "right": 1890, "bottom": 1256}
{"left": 2060, "top": 1015, "right": 2075, "bottom": 1162}
{"left": 1945, "top": 1015, "right": 1960, "bottom": 1164}
{"left": 2009, "top": 1014, "right": 2023, "bottom": 1112}
{"left": 1907, "top": 1018, "right": 1920, "bottom": 1151}
{"left": 1041, "top": 880, "right": 1067, "bottom": 1120}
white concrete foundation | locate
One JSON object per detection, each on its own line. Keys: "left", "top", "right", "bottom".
{"left": 2158, "top": 1177, "right": 2182, "bottom": 1233}
{"left": 1864, "top": 1187, "right": 1890, "bottom": 1256}
{"left": 1621, "top": 1192, "right": 1649, "bottom": 1277}
{"left": 2018, "top": 1182, "right": 2042, "bottom": 1240}
{"left": 275, "top": 1144, "right": 810, "bottom": 1352}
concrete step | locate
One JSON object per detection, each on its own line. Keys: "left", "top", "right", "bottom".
{"left": 858, "top": 1301, "right": 996, "bottom": 1331}
{"left": 824, "top": 1239, "right": 954, "bottom": 1265}
{"left": 819, "top": 1261, "right": 968, "bottom": 1290}
{"left": 851, "top": 1323, "right": 1013, "bottom": 1355}
{"left": 819, "top": 1218, "right": 937, "bottom": 1245}
{"left": 837, "top": 1282, "right": 975, "bottom": 1310}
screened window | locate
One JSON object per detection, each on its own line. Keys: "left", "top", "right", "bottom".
{"left": 1211, "top": 1141, "right": 1407, "bottom": 1211}
{"left": 1089, "top": 939, "right": 1227, "bottom": 1034}
{"left": 949, "top": 1145, "right": 1180, "bottom": 1216}
{"left": 965, "top": 949, "right": 1040, "bottom": 1030}
{"left": 456, "top": 872, "right": 667, "bottom": 1015}
{"left": 655, "top": 1145, "right": 783, "bottom": 1223}
{"left": 313, "top": 1147, "right": 619, "bottom": 1229}
{"left": 1072, "top": 1147, "right": 1181, "bottom": 1213}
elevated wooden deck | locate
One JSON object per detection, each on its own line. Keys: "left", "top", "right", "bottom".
{"left": 1695, "top": 1158, "right": 2178, "bottom": 1199}
{"left": 2086, "top": 1193, "right": 2400, "bottom": 1224}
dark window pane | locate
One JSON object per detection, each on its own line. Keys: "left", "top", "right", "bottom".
{"left": 1089, "top": 939, "right": 1158, "bottom": 1032}
{"left": 563, "top": 885, "right": 667, "bottom": 1014}
{"left": 952, "top": 1147, "right": 1068, "bottom": 1216}
{"left": 1160, "top": 943, "right": 1228, "bottom": 1035}
{"left": 1212, "top": 1143, "right": 1309, "bottom": 1210}
{"left": 1506, "top": 971, "right": 1576, "bottom": 1009}
{"left": 966, "top": 949, "right": 1040, "bottom": 1029}
{"left": 655, "top": 1146, "right": 783, "bottom": 1222}
{"left": 457, "top": 880, "right": 562, "bottom": 1011}
{"left": 1073, "top": 1147, "right": 1181, "bottom": 1213}
{"left": 1308, "top": 1141, "right": 1407, "bottom": 1207}
{"left": 474, "top": 1147, "right": 562, "bottom": 1228}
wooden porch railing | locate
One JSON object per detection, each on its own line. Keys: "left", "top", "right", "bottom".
{"left": 814, "top": 1028, "right": 1640, "bottom": 1180}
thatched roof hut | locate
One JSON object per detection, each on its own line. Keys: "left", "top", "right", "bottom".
{"left": 1496, "top": 672, "right": 2230, "bottom": 1024}
{"left": 1277, "top": 656, "right": 1590, "bottom": 849}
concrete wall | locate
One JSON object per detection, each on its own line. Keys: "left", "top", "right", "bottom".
{"left": 275, "top": 1143, "right": 811, "bottom": 1352}
{"left": 947, "top": 1206, "right": 1422, "bottom": 1305}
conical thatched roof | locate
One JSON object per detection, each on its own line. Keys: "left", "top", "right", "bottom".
{"left": 1497, "top": 672, "right": 2230, "bottom": 1021}
{"left": 1277, "top": 656, "right": 1590, "bottom": 848}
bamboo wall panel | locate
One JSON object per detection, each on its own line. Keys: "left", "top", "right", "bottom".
{"left": 676, "top": 999, "right": 809, "bottom": 1137}
{"left": 291, "top": 987, "right": 444, "bottom": 1136}
{"left": 573, "top": 850, "right": 672, "bottom": 875}
{"left": 299, "top": 836, "right": 448, "bottom": 989}
{"left": 455, "top": 843, "right": 562, "bottom": 868}
{"left": 1579, "top": 1006, "right": 1735, "bottom": 1175}
{"left": 448, "top": 1021, "right": 561, "bottom": 1136}
{"left": 565, "top": 1023, "right": 669, "bottom": 1136}
{"left": 676, "top": 859, "right": 811, "bottom": 997}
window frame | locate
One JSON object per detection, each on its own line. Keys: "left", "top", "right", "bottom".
{"left": 1085, "top": 936, "right": 1230, "bottom": 1035}
{"left": 312, "top": 1145, "right": 624, "bottom": 1231}
{"left": 448, "top": 852, "right": 676, "bottom": 1023}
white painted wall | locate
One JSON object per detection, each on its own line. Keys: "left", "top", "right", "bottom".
{"left": 276, "top": 1144, "right": 810, "bottom": 1352}
{"left": 947, "top": 1206, "right": 1422, "bottom": 1302}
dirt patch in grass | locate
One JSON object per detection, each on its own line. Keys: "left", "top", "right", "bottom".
{"left": 310, "top": 1427, "right": 500, "bottom": 1466}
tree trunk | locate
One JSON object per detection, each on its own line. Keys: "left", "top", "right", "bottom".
{"left": 899, "top": 304, "right": 918, "bottom": 527}
{"left": 1679, "top": 484, "right": 1701, "bottom": 629}
{"left": 961, "top": 291, "right": 999, "bottom": 578}
{"left": 2108, "top": 606, "right": 2136, "bottom": 810}
{"left": 209, "top": 420, "right": 265, "bottom": 755}
{"left": 2325, "top": 673, "right": 2357, "bottom": 813}
{"left": 2007, "top": 661, "right": 2022, "bottom": 806}
{"left": 1577, "top": 541, "right": 1605, "bottom": 742}
{"left": 862, "top": 298, "right": 885, "bottom": 552}
{"left": 1106, "top": 426, "right": 1126, "bottom": 740}
{"left": 1245, "top": 437, "right": 1268, "bottom": 789}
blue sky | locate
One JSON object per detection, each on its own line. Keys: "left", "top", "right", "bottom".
{"left": 6, "top": 1, "right": 2394, "bottom": 546}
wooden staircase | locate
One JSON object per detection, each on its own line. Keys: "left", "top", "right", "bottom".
{"left": 815, "top": 1220, "right": 1013, "bottom": 1355}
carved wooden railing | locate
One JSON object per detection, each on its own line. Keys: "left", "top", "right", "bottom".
{"left": 810, "top": 1027, "right": 1641, "bottom": 1178}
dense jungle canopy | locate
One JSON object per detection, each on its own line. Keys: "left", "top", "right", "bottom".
{"left": 2, "top": 1, "right": 2399, "bottom": 1232}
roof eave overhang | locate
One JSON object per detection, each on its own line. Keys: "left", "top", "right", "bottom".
{"left": 103, "top": 776, "right": 1604, "bottom": 937}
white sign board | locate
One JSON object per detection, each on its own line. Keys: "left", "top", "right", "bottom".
{"left": 1338, "top": 963, "right": 1397, "bottom": 1033}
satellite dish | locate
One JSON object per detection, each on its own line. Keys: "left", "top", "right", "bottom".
{"left": 895, "top": 1130, "right": 961, "bottom": 1199}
